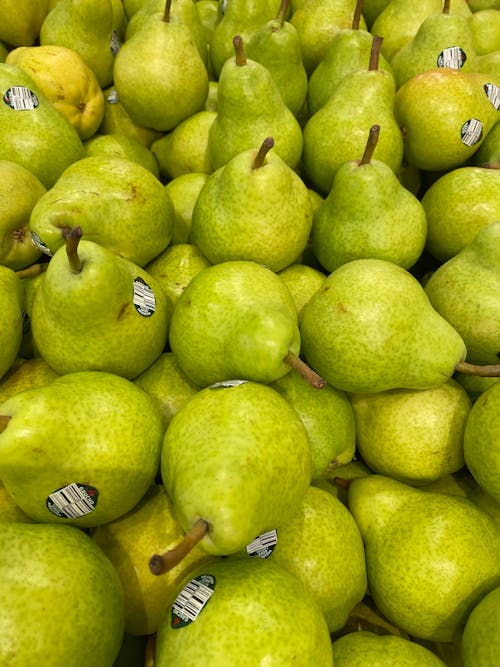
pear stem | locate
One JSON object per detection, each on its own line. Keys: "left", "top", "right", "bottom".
{"left": 63, "top": 226, "right": 83, "bottom": 274}
{"left": 333, "top": 477, "right": 351, "bottom": 490}
{"left": 352, "top": 0, "right": 364, "bottom": 30}
{"left": 15, "top": 263, "right": 46, "bottom": 280}
{"left": 284, "top": 351, "right": 326, "bottom": 389}
{"left": 233, "top": 35, "right": 246, "bottom": 66}
{"left": 276, "top": 0, "right": 290, "bottom": 27}
{"left": 369, "top": 35, "right": 383, "bottom": 71}
{"left": 360, "top": 125, "right": 380, "bottom": 165}
{"left": 482, "top": 162, "right": 500, "bottom": 169}
{"left": 144, "top": 634, "right": 156, "bottom": 667}
{"left": 443, "top": 0, "right": 450, "bottom": 15}
{"left": 149, "top": 518, "right": 209, "bottom": 576}
{"left": 0, "top": 415, "right": 11, "bottom": 433}
{"left": 162, "top": 0, "right": 171, "bottom": 22}
{"left": 253, "top": 137, "right": 275, "bottom": 169}
{"left": 455, "top": 360, "right": 500, "bottom": 378}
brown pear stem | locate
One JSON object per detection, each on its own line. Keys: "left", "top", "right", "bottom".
{"left": 149, "top": 518, "right": 209, "bottom": 576}
{"left": 369, "top": 35, "right": 383, "bottom": 71}
{"left": 443, "top": 0, "right": 450, "bottom": 15}
{"left": 162, "top": 0, "right": 171, "bottom": 22}
{"left": 276, "top": 0, "right": 290, "bottom": 26}
{"left": 482, "top": 162, "right": 500, "bottom": 169}
{"left": 233, "top": 35, "right": 246, "bottom": 66}
{"left": 144, "top": 634, "right": 156, "bottom": 667}
{"left": 352, "top": 0, "right": 364, "bottom": 30}
{"left": 285, "top": 351, "right": 326, "bottom": 389}
{"left": 333, "top": 477, "right": 351, "bottom": 490}
{"left": 0, "top": 415, "right": 12, "bottom": 433}
{"left": 455, "top": 360, "right": 500, "bottom": 378}
{"left": 15, "top": 263, "right": 46, "bottom": 280}
{"left": 253, "top": 137, "right": 275, "bottom": 169}
{"left": 63, "top": 226, "right": 83, "bottom": 274}
{"left": 360, "top": 125, "right": 380, "bottom": 165}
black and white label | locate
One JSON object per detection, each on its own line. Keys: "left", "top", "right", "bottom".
{"left": 133, "top": 277, "right": 156, "bottom": 316}
{"left": 3, "top": 86, "right": 39, "bottom": 110}
{"left": 484, "top": 83, "right": 500, "bottom": 110}
{"left": 437, "top": 46, "right": 466, "bottom": 69}
{"left": 110, "top": 30, "right": 121, "bottom": 56}
{"left": 107, "top": 88, "right": 119, "bottom": 105}
{"left": 171, "top": 574, "right": 216, "bottom": 628}
{"left": 30, "top": 231, "right": 53, "bottom": 257}
{"left": 46, "top": 483, "right": 99, "bottom": 518}
{"left": 461, "top": 118, "right": 483, "bottom": 147}
{"left": 210, "top": 379, "right": 248, "bottom": 390}
{"left": 246, "top": 529, "right": 278, "bottom": 559}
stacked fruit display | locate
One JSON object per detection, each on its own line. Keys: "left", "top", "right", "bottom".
{"left": 1, "top": 0, "right": 500, "bottom": 665}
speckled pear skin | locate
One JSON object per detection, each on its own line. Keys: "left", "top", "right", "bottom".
{"left": 300, "top": 258, "right": 467, "bottom": 393}
{"left": 161, "top": 381, "right": 312, "bottom": 555}
{"left": 331, "top": 630, "right": 447, "bottom": 666}
{"left": 0, "top": 521, "right": 125, "bottom": 666}
{"left": 461, "top": 583, "right": 500, "bottom": 666}
{"left": 168, "top": 260, "right": 300, "bottom": 387}
{"left": 155, "top": 556, "right": 334, "bottom": 667}
{"left": 0, "top": 371, "right": 164, "bottom": 526}
{"left": 348, "top": 475, "right": 500, "bottom": 642}
{"left": 31, "top": 239, "right": 171, "bottom": 379}
{"left": 0, "top": 266, "right": 23, "bottom": 381}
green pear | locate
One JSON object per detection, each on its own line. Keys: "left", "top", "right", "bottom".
{"left": 83, "top": 133, "right": 160, "bottom": 177}
{"left": 277, "top": 262, "right": 326, "bottom": 320}
{"left": 168, "top": 260, "right": 321, "bottom": 388}
{"left": 425, "top": 221, "right": 500, "bottom": 365}
{"left": 92, "top": 484, "right": 215, "bottom": 636}
{"left": 99, "top": 86, "right": 162, "bottom": 147}
{"left": 331, "top": 631, "right": 447, "bottom": 666}
{"left": 150, "top": 110, "right": 216, "bottom": 180}
{"left": 0, "top": 521, "right": 125, "bottom": 665}
{"left": 348, "top": 474, "right": 500, "bottom": 642}
{"left": 0, "top": 0, "right": 49, "bottom": 47}
{"left": 464, "top": 379, "right": 500, "bottom": 503}
{"left": 391, "top": 0, "right": 478, "bottom": 88}
{"left": 468, "top": 8, "right": 500, "bottom": 54}
{"left": 162, "top": 174, "right": 211, "bottom": 244}
{"left": 307, "top": 1, "right": 394, "bottom": 115}
{"left": 302, "top": 35, "right": 404, "bottom": 195}
{"left": 113, "top": 1, "right": 209, "bottom": 132}
{"left": 371, "top": 0, "right": 472, "bottom": 61}
{"left": 191, "top": 137, "right": 313, "bottom": 272}
{"left": 300, "top": 258, "right": 467, "bottom": 393}
{"left": 31, "top": 230, "right": 171, "bottom": 379}
{"left": 461, "top": 584, "right": 500, "bottom": 666}
{"left": 154, "top": 557, "right": 333, "bottom": 666}
{"left": 208, "top": 36, "right": 303, "bottom": 170}
{"left": 422, "top": 165, "right": 500, "bottom": 262}
{"left": 455, "top": 372, "right": 499, "bottom": 402}
{"left": 29, "top": 155, "right": 174, "bottom": 266}
{"left": 469, "top": 483, "right": 500, "bottom": 530}
{"left": 469, "top": 0, "right": 500, "bottom": 9}
{"left": 195, "top": 0, "right": 223, "bottom": 53}
{"left": 473, "top": 119, "right": 500, "bottom": 164}
{"left": 475, "top": 47, "right": 500, "bottom": 76}
{"left": 209, "top": 0, "right": 281, "bottom": 78}
{"left": 349, "top": 378, "right": 471, "bottom": 485}
{"left": 0, "top": 370, "right": 164, "bottom": 526}
{"left": 0, "top": 357, "right": 59, "bottom": 404}
{"left": 145, "top": 242, "right": 211, "bottom": 313}
{"left": 0, "top": 63, "right": 85, "bottom": 188}
{"left": 270, "top": 371, "right": 356, "bottom": 479}
{"left": 362, "top": 0, "right": 392, "bottom": 28}
{"left": 0, "top": 160, "right": 46, "bottom": 270}
{"left": 0, "top": 479, "right": 34, "bottom": 522}
{"left": 0, "top": 267, "right": 23, "bottom": 381}
{"left": 311, "top": 124, "right": 427, "bottom": 272}
{"left": 289, "top": 0, "right": 368, "bottom": 75}
{"left": 393, "top": 68, "right": 500, "bottom": 172}
{"left": 255, "top": 485, "right": 367, "bottom": 633}
{"left": 246, "top": 0, "right": 308, "bottom": 116}
{"left": 39, "top": 0, "right": 115, "bottom": 87}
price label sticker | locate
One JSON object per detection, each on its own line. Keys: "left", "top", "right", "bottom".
{"left": 437, "top": 46, "right": 466, "bottom": 69}
{"left": 3, "top": 86, "right": 39, "bottom": 110}
{"left": 484, "top": 83, "right": 500, "bottom": 110}
{"left": 246, "top": 529, "right": 278, "bottom": 559}
{"left": 133, "top": 277, "right": 156, "bottom": 317}
{"left": 171, "top": 574, "right": 216, "bottom": 628}
{"left": 461, "top": 118, "right": 483, "bottom": 147}
{"left": 46, "top": 483, "right": 99, "bottom": 518}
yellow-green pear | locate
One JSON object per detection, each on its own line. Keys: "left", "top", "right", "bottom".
{"left": 99, "top": 86, "right": 162, "bottom": 147}
{"left": 162, "top": 174, "right": 211, "bottom": 244}
{"left": 277, "top": 263, "right": 326, "bottom": 321}
{"left": 331, "top": 631, "right": 447, "bottom": 666}
{"left": 0, "top": 267, "right": 23, "bottom": 381}
{"left": 461, "top": 584, "right": 500, "bottom": 666}
{"left": 83, "top": 133, "right": 160, "bottom": 177}
{"left": 0, "top": 0, "right": 50, "bottom": 47}
{"left": 0, "top": 357, "right": 59, "bottom": 405}
{"left": 468, "top": 8, "right": 500, "bottom": 54}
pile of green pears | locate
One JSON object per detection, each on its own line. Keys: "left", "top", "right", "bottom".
{"left": 1, "top": 0, "right": 500, "bottom": 664}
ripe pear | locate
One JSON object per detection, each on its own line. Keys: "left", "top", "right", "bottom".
{"left": 83, "top": 133, "right": 160, "bottom": 177}
{"left": 349, "top": 378, "right": 471, "bottom": 485}
{"left": 300, "top": 258, "right": 467, "bottom": 393}
{"left": 0, "top": 267, "right": 23, "bottom": 381}
{"left": 331, "top": 631, "right": 447, "bottom": 666}
{"left": 0, "top": 521, "right": 125, "bottom": 666}
{"left": 0, "top": 370, "right": 164, "bottom": 526}
{"left": 461, "top": 584, "right": 500, "bottom": 666}
{"left": 99, "top": 86, "right": 162, "bottom": 147}
{"left": 191, "top": 137, "right": 313, "bottom": 272}
{"left": 0, "top": 357, "right": 58, "bottom": 405}
{"left": 162, "top": 174, "right": 211, "bottom": 243}
{"left": 277, "top": 262, "right": 326, "bottom": 320}
{"left": 348, "top": 474, "right": 500, "bottom": 642}
{"left": 0, "top": 0, "right": 50, "bottom": 47}
{"left": 0, "top": 479, "right": 34, "bottom": 522}
{"left": 154, "top": 556, "right": 334, "bottom": 666}
{"left": 468, "top": 8, "right": 500, "bottom": 54}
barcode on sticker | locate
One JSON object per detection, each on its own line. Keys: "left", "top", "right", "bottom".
{"left": 46, "top": 483, "right": 98, "bottom": 518}
{"left": 133, "top": 277, "right": 156, "bottom": 316}
{"left": 437, "top": 46, "right": 466, "bottom": 69}
{"left": 461, "top": 118, "right": 483, "bottom": 147}
{"left": 171, "top": 575, "right": 215, "bottom": 627}
{"left": 30, "top": 231, "right": 53, "bottom": 256}
{"left": 484, "top": 83, "right": 500, "bottom": 110}
{"left": 3, "top": 86, "right": 39, "bottom": 110}
{"left": 110, "top": 30, "right": 121, "bottom": 55}
{"left": 246, "top": 529, "right": 278, "bottom": 558}
{"left": 107, "top": 88, "right": 119, "bottom": 104}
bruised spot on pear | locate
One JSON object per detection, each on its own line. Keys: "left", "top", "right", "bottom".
{"left": 117, "top": 302, "right": 131, "bottom": 320}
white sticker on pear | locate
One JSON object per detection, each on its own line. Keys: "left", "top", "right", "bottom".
{"left": 461, "top": 118, "right": 483, "bottom": 147}
{"left": 246, "top": 529, "right": 278, "bottom": 559}
{"left": 133, "top": 277, "right": 156, "bottom": 317}
{"left": 107, "top": 88, "right": 119, "bottom": 105}
{"left": 110, "top": 30, "right": 121, "bottom": 56}
{"left": 484, "top": 83, "right": 500, "bottom": 110}
{"left": 3, "top": 86, "right": 39, "bottom": 110}
{"left": 30, "top": 231, "right": 53, "bottom": 257}
{"left": 46, "top": 483, "right": 99, "bottom": 518}
{"left": 210, "top": 379, "right": 248, "bottom": 389}
{"left": 437, "top": 46, "right": 466, "bottom": 69}
{"left": 171, "top": 574, "right": 216, "bottom": 628}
